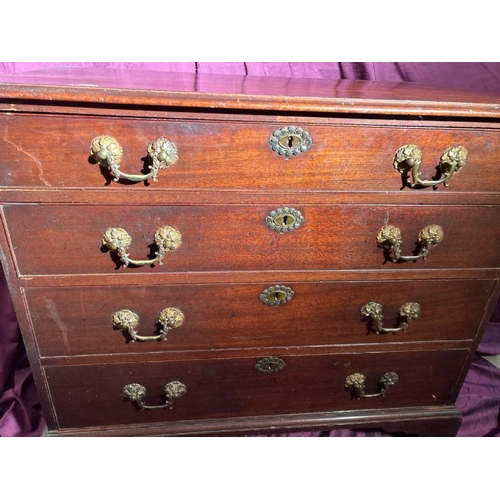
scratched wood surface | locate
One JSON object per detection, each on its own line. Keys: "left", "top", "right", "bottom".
{"left": 45, "top": 348, "right": 468, "bottom": 429}
{"left": 25, "top": 280, "right": 493, "bottom": 356}
{"left": 0, "top": 72, "right": 499, "bottom": 436}
{"left": 0, "top": 113, "right": 499, "bottom": 192}
{"left": 4, "top": 204, "right": 500, "bottom": 275}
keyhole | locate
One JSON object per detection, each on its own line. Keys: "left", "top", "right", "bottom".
{"left": 267, "top": 290, "right": 287, "bottom": 302}
{"left": 265, "top": 362, "right": 277, "bottom": 371}
{"left": 272, "top": 213, "right": 296, "bottom": 228}
{"left": 278, "top": 134, "right": 301, "bottom": 149}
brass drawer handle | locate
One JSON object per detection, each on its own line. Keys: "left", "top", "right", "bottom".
{"left": 376, "top": 224, "right": 444, "bottom": 262}
{"left": 113, "top": 308, "right": 185, "bottom": 342}
{"left": 90, "top": 135, "right": 178, "bottom": 183}
{"left": 394, "top": 144, "right": 467, "bottom": 189}
{"left": 123, "top": 381, "right": 187, "bottom": 410}
{"left": 360, "top": 301, "right": 420, "bottom": 334}
{"left": 269, "top": 126, "right": 312, "bottom": 157}
{"left": 102, "top": 226, "right": 182, "bottom": 267}
{"left": 345, "top": 372, "right": 399, "bottom": 399}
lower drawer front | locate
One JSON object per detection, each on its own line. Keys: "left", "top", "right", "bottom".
{"left": 27, "top": 280, "right": 493, "bottom": 356}
{"left": 45, "top": 349, "right": 467, "bottom": 429}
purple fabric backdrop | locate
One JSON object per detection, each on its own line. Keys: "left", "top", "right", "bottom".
{"left": 1, "top": 62, "right": 500, "bottom": 437}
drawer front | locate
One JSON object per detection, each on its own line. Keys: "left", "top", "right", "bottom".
{"left": 5, "top": 204, "right": 500, "bottom": 275}
{"left": 0, "top": 114, "right": 498, "bottom": 193}
{"left": 27, "top": 280, "right": 493, "bottom": 356}
{"left": 45, "top": 349, "right": 468, "bottom": 429}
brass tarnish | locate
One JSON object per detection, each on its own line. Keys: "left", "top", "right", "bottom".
{"left": 122, "top": 381, "right": 187, "bottom": 410}
{"left": 113, "top": 307, "right": 184, "bottom": 342}
{"left": 102, "top": 225, "right": 182, "bottom": 267}
{"left": 255, "top": 357, "right": 286, "bottom": 374}
{"left": 269, "top": 126, "right": 312, "bottom": 157}
{"left": 376, "top": 224, "right": 444, "bottom": 262}
{"left": 265, "top": 207, "right": 304, "bottom": 233}
{"left": 360, "top": 301, "right": 421, "bottom": 334}
{"left": 393, "top": 144, "right": 467, "bottom": 189}
{"left": 345, "top": 372, "right": 399, "bottom": 399}
{"left": 259, "top": 285, "right": 295, "bottom": 306}
{"left": 90, "top": 135, "right": 178, "bottom": 183}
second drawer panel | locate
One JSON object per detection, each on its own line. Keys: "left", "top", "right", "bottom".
{"left": 5, "top": 204, "right": 500, "bottom": 275}
{"left": 26, "top": 279, "right": 493, "bottom": 356}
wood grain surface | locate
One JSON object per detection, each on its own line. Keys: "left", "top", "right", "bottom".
{"left": 0, "top": 113, "right": 498, "bottom": 192}
{"left": 44, "top": 348, "right": 468, "bottom": 429}
{"left": 25, "top": 279, "right": 494, "bottom": 357}
{"left": 4, "top": 204, "right": 500, "bottom": 275}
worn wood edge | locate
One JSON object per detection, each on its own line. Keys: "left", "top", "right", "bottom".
{"left": 15, "top": 269, "right": 500, "bottom": 287}
{"left": 448, "top": 278, "right": 500, "bottom": 403}
{"left": 1, "top": 83, "right": 499, "bottom": 119}
{"left": 0, "top": 208, "right": 59, "bottom": 429}
{"left": 39, "top": 344, "right": 470, "bottom": 367}
{"left": 2, "top": 189, "right": 500, "bottom": 206}
{"left": 44, "top": 405, "right": 462, "bottom": 437}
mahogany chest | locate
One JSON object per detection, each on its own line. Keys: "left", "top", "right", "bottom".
{"left": 1, "top": 69, "right": 499, "bottom": 436}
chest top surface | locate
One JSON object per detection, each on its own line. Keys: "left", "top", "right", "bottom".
{"left": 1, "top": 68, "right": 500, "bottom": 118}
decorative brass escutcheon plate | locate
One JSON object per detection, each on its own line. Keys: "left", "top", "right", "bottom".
{"left": 259, "top": 285, "right": 295, "bottom": 306}
{"left": 269, "top": 126, "right": 312, "bottom": 157}
{"left": 255, "top": 357, "right": 286, "bottom": 374}
{"left": 265, "top": 207, "right": 304, "bottom": 233}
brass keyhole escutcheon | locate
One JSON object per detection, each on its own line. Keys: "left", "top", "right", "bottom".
{"left": 269, "top": 126, "right": 312, "bottom": 157}
{"left": 265, "top": 207, "right": 304, "bottom": 233}
{"left": 259, "top": 285, "right": 294, "bottom": 306}
{"left": 255, "top": 357, "right": 286, "bottom": 374}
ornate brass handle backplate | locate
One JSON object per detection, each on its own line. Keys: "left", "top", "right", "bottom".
{"left": 376, "top": 224, "right": 444, "bottom": 262}
{"left": 122, "top": 381, "right": 187, "bottom": 410}
{"left": 360, "top": 301, "right": 420, "bottom": 334}
{"left": 90, "top": 135, "right": 178, "bottom": 183}
{"left": 394, "top": 144, "right": 467, "bottom": 189}
{"left": 113, "top": 308, "right": 185, "bottom": 342}
{"left": 102, "top": 226, "right": 181, "bottom": 267}
{"left": 345, "top": 372, "right": 399, "bottom": 399}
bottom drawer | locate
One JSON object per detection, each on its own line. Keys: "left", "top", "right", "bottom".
{"left": 45, "top": 349, "right": 468, "bottom": 430}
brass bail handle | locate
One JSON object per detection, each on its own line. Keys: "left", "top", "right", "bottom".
{"left": 345, "top": 372, "right": 399, "bottom": 399}
{"left": 102, "top": 226, "right": 182, "bottom": 267}
{"left": 376, "top": 224, "right": 444, "bottom": 262}
{"left": 394, "top": 144, "right": 468, "bottom": 189}
{"left": 122, "top": 381, "right": 187, "bottom": 410}
{"left": 360, "top": 301, "right": 421, "bottom": 334}
{"left": 90, "top": 135, "right": 178, "bottom": 183}
{"left": 113, "top": 308, "right": 185, "bottom": 342}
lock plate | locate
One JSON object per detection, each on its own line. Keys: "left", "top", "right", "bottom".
{"left": 265, "top": 207, "right": 304, "bottom": 233}
{"left": 255, "top": 357, "right": 286, "bottom": 374}
{"left": 269, "top": 126, "right": 312, "bottom": 157}
{"left": 259, "top": 285, "right": 295, "bottom": 306}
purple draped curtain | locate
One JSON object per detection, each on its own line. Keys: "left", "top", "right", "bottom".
{"left": 1, "top": 62, "right": 500, "bottom": 437}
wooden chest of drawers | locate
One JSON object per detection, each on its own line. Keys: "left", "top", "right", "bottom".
{"left": 1, "top": 70, "right": 499, "bottom": 436}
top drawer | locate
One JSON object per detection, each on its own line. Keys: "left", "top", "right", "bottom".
{"left": 0, "top": 114, "right": 499, "bottom": 193}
